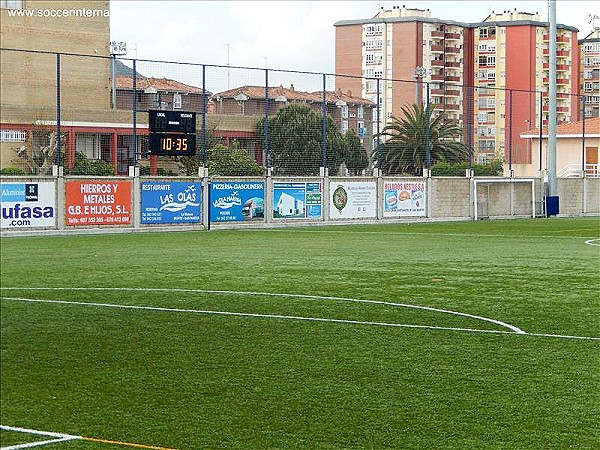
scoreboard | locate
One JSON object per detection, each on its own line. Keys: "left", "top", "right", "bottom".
{"left": 148, "top": 110, "right": 196, "bottom": 156}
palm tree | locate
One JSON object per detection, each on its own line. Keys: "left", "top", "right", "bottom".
{"left": 377, "top": 103, "right": 468, "bottom": 176}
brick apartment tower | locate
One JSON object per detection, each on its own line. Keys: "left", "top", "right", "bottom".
{"left": 334, "top": 6, "right": 580, "bottom": 166}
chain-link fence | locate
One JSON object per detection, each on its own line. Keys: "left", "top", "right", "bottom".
{"left": 0, "top": 48, "right": 593, "bottom": 177}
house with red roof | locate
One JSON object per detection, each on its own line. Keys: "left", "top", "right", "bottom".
{"left": 519, "top": 117, "right": 599, "bottom": 177}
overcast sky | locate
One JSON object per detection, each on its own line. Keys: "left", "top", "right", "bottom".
{"left": 109, "top": 1, "right": 598, "bottom": 91}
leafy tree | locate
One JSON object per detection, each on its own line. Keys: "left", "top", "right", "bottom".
{"left": 342, "top": 131, "right": 369, "bottom": 175}
{"left": 256, "top": 103, "right": 351, "bottom": 176}
{"left": 206, "top": 144, "right": 264, "bottom": 176}
{"left": 378, "top": 103, "right": 468, "bottom": 176}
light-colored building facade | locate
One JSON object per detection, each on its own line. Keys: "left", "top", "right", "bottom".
{"left": 518, "top": 117, "right": 599, "bottom": 177}
{"left": 334, "top": 6, "right": 580, "bottom": 168}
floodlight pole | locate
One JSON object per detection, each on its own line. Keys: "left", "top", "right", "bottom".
{"left": 547, "top": 0, "right": 558, "bottom": 196}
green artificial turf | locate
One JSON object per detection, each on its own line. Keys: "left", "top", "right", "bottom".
{"left": 1, "top": 218, "right": 599, "bottom": 449}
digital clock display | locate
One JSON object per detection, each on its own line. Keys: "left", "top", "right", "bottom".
{"left": 149, "top": 134, "right": 196, "bottom": 156}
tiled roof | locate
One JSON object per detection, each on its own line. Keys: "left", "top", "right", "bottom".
{"left": 521, "top": 117, "right": 600, "bottom": 138}
{"left": 212, "top": 85, "right": 375, "bottom": 106}
{"left": 115, "top": 76, "right": 204, "bottom": 94}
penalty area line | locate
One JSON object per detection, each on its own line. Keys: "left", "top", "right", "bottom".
{"left": 0, "top": 425, "right": 177, "bottom": 450}
{"left": 3, "top": 296, "right": 599, "bottom": 341}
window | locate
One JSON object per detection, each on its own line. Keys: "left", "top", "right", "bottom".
{"left": 341, "top": 121, "right": 349, "bottom": 133}
{"left": 357, "top": 106, "right": 364, "bottom": 119}
{"left": 1, "top": 0, "right": 23, "bottom": 9}
{"left": 173, "top": 93, "right": 182, "bottom": 109}
{"left": 77, "top": 134, "right": 100, "bottom": 160}
{"left": 152, "top": 93, "right": 160, "bottom": 109}
{"left": 1, "top": 130, "right": 26, "bottom": 142}
{"left": 341, "top": 105, "right": 348, "bottom": 119}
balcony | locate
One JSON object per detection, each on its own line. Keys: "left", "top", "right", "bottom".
{"left": 431, "top": 44, "right": 444, "bottom": 53}
{"left": 543, "top": 63, "right": 570, "bottom": 71}
{"left": 434, "top": 103, "right": 460, "bottom": 111}
{"left": 431, "top": 74, "right": 445, "bottom": 81}
{"left": 445, "top": 46, "right": 461, "bottom": 54}
{"left": 445, "top": 61, "right": 461, "bottom": 68}
{"left": 431, "top": 30, "right": 445, "bottom": 38}
{"left": 543, "top": 35, "right": 570, "bottom": 43}
{"left": 431, "top": 60, "right": 445, "bottom": 67}
{"left": 445, "top": 32, "right": 461, "bottom": 40}
{"left": 543, "top": 49, "right": 570, "bottom": 57}
{"left": 430, "top": 89, "right": 461, "bottom": 97}
{"left": 543, "top": 106, "right": 570, "bottom": 112}
{"left": 445, "top": 75, "right": 461, "bottom": 82}
{"left": 543, "top": 77, "right": 570, "bottom": 85}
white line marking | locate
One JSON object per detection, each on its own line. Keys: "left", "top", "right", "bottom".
{"left": 1, "top": 286, "right": 525, "bottom": 334}
{"left": 584, "top": 238, "right": 600, "bottom": 246}
{"left": 1, "top": 296, "right": 521, "bottom": 337}
{"left": 0, "top": 425, "right": 80, "bottom": 449}
{"left": 2, "top": 288, "right": 599, "bottom": 340}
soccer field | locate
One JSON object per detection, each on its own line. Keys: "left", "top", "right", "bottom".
{"left": 1, "top": 218, "right": 599, "bottom": 449}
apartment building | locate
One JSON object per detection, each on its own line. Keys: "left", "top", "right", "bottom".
{"left": 334, "top": 6, "right": 580, "bottom": 166}
{"left": 579, "top": 28, "right": 600, "bottom": 118}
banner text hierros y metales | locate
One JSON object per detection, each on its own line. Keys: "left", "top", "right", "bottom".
{"left": 65, "top": 181, "right": 131, "bottom": 226}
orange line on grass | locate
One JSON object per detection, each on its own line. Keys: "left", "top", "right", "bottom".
{"left": 83, "top": 436, "right": 178, "bottom": 450}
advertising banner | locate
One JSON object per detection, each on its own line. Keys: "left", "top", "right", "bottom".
{"left": 1, "top": 182, "right": 56, "bottom": 228}
{"left": 210, "top": 181, "right": 264, "bottom": 223}
{"left": 329, "top": 181, "right": 377, "bottom": 219}
{"left": 383, "top": 181, "right": 426, "bottom": 217}
{"left": 65, "top": 181, "right": 131, "bottom": 226}
{"left": 141, "top": 182, "right": 201, "bottom": 224}
{"left": 273, "top": 182, "right": 322, "bottom": 220}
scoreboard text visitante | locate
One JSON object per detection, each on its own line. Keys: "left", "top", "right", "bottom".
{"left": 148, "top": 110, "right": 197, "bottom": 156}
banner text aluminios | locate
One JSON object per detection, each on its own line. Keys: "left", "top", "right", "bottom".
{"left": 1, "top": 182, "right": 56, "bottom": 228}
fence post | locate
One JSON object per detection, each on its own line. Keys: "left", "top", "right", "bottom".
{"left": 131, "top": 59, "right": 138, "bottom": 167}
{"left": 508, "top": 89, "right": 513, "bottom": 177}
{"left": 582, "top": 95, "right": 586, "bottom": 177}
{"left": 202, "top": 64, "right": 207, "bottom": 167}
{"left": 425, "top": 82, "right": 431, "bottom": 171}
{"left": 56, "top": 53, "right": 61, "bottom": 169}
{"left": 264, "top": 69, "right": 270, "bottom": 170}
{"left": 376, "top": 78, "right": 381, "bottom": 171}
{"left": 539, "top": 92, "right": 543, "bottom": 173}
{"left": 55, "top": 165, "right": 65, "bottom": 230}
{"left": 321, "top": 73, "right": 327, "bottom": 171}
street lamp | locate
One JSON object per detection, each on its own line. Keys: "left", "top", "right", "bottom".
{"left": 414, "top": 66, "right": 427, "bottom": 105}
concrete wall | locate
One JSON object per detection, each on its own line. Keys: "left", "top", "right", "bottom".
{"left": 2, "top": 174, "right": 597, "bottom": 235}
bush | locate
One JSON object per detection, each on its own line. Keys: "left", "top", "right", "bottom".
{"left": 70, "top": 153, "right": 114, "bottom": 176}
{"left": 432, "top": 160, "right": 503, "bottom": 177}
{"left": 0, "top": 167, "right": 27, "bottom": 175}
